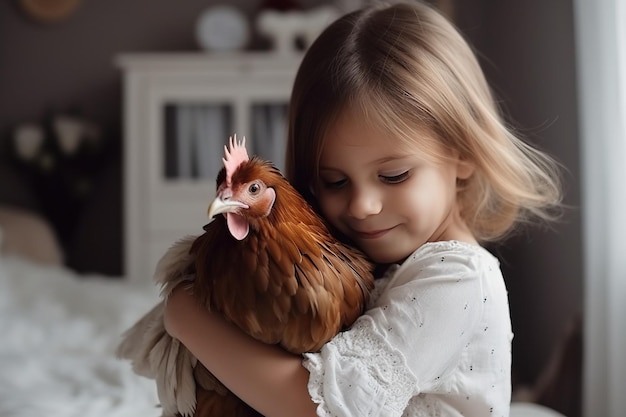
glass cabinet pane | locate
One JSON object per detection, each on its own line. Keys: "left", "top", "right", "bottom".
{"left": 250, "top": 103, "right": 288, "bottom": 171}
{"left": 163, "top": 103, "right": 233, "bottom": 180}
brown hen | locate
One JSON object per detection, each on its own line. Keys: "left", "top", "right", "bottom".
{"left": 117, "top": 136, "right": 374, "bottom": 417}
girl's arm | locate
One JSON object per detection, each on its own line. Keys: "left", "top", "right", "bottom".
{"left": 163, "top": 286, "right": 319, "bottom": 417}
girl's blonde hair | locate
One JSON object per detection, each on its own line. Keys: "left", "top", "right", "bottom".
{"left": 285, "top": 1, "right": 562, "bottom": 243}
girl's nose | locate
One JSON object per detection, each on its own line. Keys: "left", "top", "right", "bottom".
{"left": 348, "top": 188, "right": 382, "bottom": 219}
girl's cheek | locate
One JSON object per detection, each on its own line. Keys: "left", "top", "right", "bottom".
{"left": 318, "top": 195, "right": 341, "bottom": 220}
{"left": 318, "top": 197, "right": 333, "bottom": 218}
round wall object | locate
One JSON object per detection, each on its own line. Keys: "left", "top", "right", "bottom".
{"left": 19, "top": 0, "right": 81, "bottom": 23}
{"left": 195, "top": 5, "right": 250, "bottom": 52}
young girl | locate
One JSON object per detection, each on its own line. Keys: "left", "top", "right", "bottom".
{"left": 164, "top": 1, "right": 562, "bottom": 416}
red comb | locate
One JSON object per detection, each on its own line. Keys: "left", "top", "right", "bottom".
{"left": 223, "top": 134, "right": 249, "bottom": 184}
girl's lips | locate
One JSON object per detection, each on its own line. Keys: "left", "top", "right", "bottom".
{"left": 353, "top": 227, "right": 393, "bottom": 240}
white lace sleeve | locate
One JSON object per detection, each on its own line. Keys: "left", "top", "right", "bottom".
{"left": 303, "top": 315, "right": 418, "bottom": 417}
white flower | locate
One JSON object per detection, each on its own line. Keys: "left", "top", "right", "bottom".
{"left": 53, "top": 115, "right": 83, "bottom": 156}
{"left": 13, "top": 123, "right": 44, "bottom": 161}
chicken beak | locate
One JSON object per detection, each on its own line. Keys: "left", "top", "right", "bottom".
{"left": 207, "top": 196, "right": 249, "bottom": 219}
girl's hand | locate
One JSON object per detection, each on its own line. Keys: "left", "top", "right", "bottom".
{"left": 163, "top": 286, "right": 318, "bottom": 417}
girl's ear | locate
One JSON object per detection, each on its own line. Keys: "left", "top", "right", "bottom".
{"left": 456, "top": 157, "right": 475, "bottom": 180}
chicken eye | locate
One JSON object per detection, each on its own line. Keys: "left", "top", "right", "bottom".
{"left": 248, "top": 182, "right": 261, "bottom": 194}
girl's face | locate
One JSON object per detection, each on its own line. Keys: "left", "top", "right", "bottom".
{"left": 314, "top": 110, "right": 475, "bottom": 264}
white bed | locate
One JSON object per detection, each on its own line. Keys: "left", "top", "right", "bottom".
{"left": 0, "top": 253, "right": 162, "bottom": 417}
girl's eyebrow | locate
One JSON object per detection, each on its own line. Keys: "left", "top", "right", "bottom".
{"left": 318, "top": 166, "right": 346, "bottom": 174}
{"left": 373, "top": 155, "right": 413, "bottom": 164}
{"left": 319, "top": 155, "right": 414, "bottom": 172}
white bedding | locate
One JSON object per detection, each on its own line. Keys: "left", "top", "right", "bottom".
{"left": 0, "top": 254, "right": 162, "bottom": 417}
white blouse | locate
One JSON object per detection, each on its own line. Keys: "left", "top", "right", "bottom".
{"left": 303, "top": 241, "right": 513, "bottom": 417}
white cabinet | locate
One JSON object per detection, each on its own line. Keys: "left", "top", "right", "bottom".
{"left": 117, "top": 53, "right": 302, "bottom": 283}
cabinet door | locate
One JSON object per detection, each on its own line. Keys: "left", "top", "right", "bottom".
{"left": 164, "top": 102, "right": 233, "bottom": 180}
{"left": 163, "top": 101, "right": 289, "bottom": 176}
{"left": 250, "top": 102, "right": 289, "bottom": 171}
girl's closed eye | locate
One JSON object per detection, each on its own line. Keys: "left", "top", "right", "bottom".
{"left": 321, "top": 177, "right": 348, "bottom": 189}
{"left": 380, "top": 170, "right": 410, "bottom": 184}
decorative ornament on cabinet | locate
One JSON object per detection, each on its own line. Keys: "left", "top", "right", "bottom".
{"left": 256, "top": 5, "right": 340, "bottom": 54}
{"left": 195, "top": 5, "right": 251, "bottom": 52}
